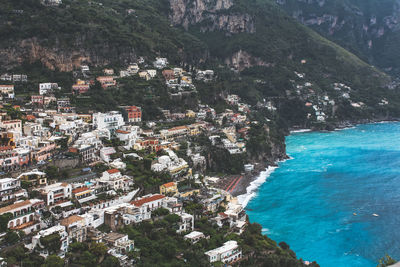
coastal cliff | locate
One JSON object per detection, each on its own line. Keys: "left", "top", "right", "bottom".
{"left": 169, "top": 0, "right": 255, "bottom": 33}
{"left": 0, "top": 38, "right": 137, "bottom": 72}
{"left": 277, "top": 0, "right": 400, "bottom": 75}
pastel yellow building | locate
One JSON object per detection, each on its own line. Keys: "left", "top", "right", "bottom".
{"left": 186, "top": 110, "right": 196, "bottom": 118}
{"left": 179, "top": 189, "right": 200, "bottom": 198}
{"left": 159, "top": 182, "right": 178, "bottom": 196}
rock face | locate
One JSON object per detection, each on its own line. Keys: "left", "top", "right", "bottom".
{"left": 277, "top": 0, "right": 400, "bottom": 75}
{"left": 169, "top": 0, "right": 255, "bottom": 33}
{"left": 225, "top": 50, "right": 273, "bottom": 71}
{"left": 0, "top": 38, "right": 137, "bottom": 72}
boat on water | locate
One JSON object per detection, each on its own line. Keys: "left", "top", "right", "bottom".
{"left": 372, "top": 213, "right": 379, "bottom": 217}
{"left": 353, "top": 213, "right": 357, "bottom": 216}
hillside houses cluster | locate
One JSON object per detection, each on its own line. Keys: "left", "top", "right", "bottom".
{"left": 0, "top": 57, "right": 265, "bottom": 266}
{"left": 288, "top": 71, "right": 368, "bottom": 122}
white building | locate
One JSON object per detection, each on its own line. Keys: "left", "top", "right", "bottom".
{"left": 81, "top": 65, "right": 90, "bottom": 72}
{"left": 104, "top": 232, "right": 134, "bottom": 255}
{"left": 146, "top": 69, "right": 157, "bottom": 78}
{"left": 151, "top": 149, "right": 188, "bottom": 177}
{"left": 28, "top": 225, "right": 69, "bottom": 258}
{"left": 131, "top": 194, "right": 165, "bottom": 220}
{"left": 176, "top": 212, "right": 194, "bottom": 233}
{"left": 99, "top": 169, "right": 133, "bottom": 192}
{"left": 205, "top": 240, "right": 242, "bottom": 264}
{"left": 0, "top": 120, "right": 22, "bottom": 134}
{"left": 0, "top": 177, "right": 27, "bottom": 202}
{"left": 23, "top": 122, "right": 43, "bottom": 137}
{"left": 93, "top": 111, "right": 125, "bottom": 133}
{"left": 153, "top": 57, "right": 168, "bottom": 69}
{"left": 39, "top": 83, "right": 59, "bottom": 95}
{"left": 0, "top": 85, "right": 14, "bottom": 99}
{"left": 39, "top": 183, "right": 72, "bottom": 205}
{"left": 116, "top": 125, "right": 139, "bottom": 150}
{"left": 244, "top": 164, "right": 254, "bottom": 172}
{"left": 184, "top": 231, "right": 205, "bottom": 244}
{"left": 0, "top": 199, "right": 44, "bottom": 233}
{"left": 100, "top": 147, "right": 116, "bottom": 163}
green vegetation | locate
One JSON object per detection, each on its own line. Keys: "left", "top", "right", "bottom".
{"left": 278, "top": 0, "right": 400, "bottom": 76}
{"left": 121, "top": 200, "right": 318, "bottom": 267}
{"left": 0, "top": 245, "right": 45, "bottom": 266}
{"left": 0, "top": 0, "right": 399, "bottom": 266}
{"left": 377, "top": 254, "right": 397, "bottom": 267}
{"left": 1, "top": 0, "right": 399, "bottom": 125}
{"left": 40, "top": 233, "right": 61, "bottom": 253}
{"left": 0, "top": 213, "right": 12, "bottom": 232}
{"left": 42, "top": 255, "right": 64, "bottom": 267}
{"left": 67, "top": 242, "right": 119, "bottom": 266}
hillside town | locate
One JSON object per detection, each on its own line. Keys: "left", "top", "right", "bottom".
{"left": 0, "top": 56, "right": 321, "bottom": 267}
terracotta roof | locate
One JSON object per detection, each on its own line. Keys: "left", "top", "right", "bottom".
{"left": 60, "top": 215, "right": 84, "bottom": 226}
{"left": 10, "top": 220, "right": 36, "bottom": 230}
{"left": 107, "top": 169, "right": 120, "bottom": 174}
{"left": 0, "top": 200, "right": 32, "bottom": 214}
{"left": 131, "top": 194, "right": 165, "bottom": 207}
{"left": 125, "top": 106, "right": 141, "bottom": 111}
{"left": 162, "top": 182, "right": 176, "bottom": 188}
{"left": 218, "top": 212, "right": 228, "bottom": 218}
{"left": 168, "top": 126, "right": 187, "bottom": 131}
{"left": 0, "top": 146, "right": 13, "bottom": 151}
{"left": 72, "top": 187, "right": 90, "bottom": 194}
{"left": 116, "top": 130, "right": 130, "bottom": 134}
{"left": 26, "top": 115, "right": 36, "bottom": 120}
{"left": 68, "top": 148, "right": 78, "bottom": 153}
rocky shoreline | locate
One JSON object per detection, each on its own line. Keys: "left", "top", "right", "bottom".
{"left": 229, "top": 118, "right": 400, "bottom": 206}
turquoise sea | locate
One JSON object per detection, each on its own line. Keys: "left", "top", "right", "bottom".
{"left": 244, "top": 122, "right": 400, "bottom": 267}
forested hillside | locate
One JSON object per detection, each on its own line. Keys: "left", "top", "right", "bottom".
{"left": 277, "top": 0, "right": 400, "bottom": 76}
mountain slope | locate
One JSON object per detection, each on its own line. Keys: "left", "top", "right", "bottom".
{"left": 1, "top": 0, "right": 400, "bottom": 123}
{"left": 276, "top": 0, "right": 400, "bottom": 76}
{"left": 169, "top": 0, "right": 400, "bottom": 122}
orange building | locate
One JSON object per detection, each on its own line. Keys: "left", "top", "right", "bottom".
{"left": 125, "top": 106, "right": 142, "bottom": 123}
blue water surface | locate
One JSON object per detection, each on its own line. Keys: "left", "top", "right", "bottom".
{"left": 246, "top": 122, "right": 400, "bottom": 267}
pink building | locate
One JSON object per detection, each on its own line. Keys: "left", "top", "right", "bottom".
{"left": 31, "top": 141, "right": 56, "bottom": 162}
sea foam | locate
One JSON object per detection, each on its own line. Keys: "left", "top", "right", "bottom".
{"left": 237, "top": 166, "right": 278, "bottom": 207}
{"left": 290, "top": 129, "right": 312, "bottom": 133}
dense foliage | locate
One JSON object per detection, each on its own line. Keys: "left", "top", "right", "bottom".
{"left": 278, "top": 0, "right": 400, "bottom": 76}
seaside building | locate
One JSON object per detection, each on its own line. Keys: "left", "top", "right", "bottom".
{"left": 205, "top": 240, "right": 242, "bottom": 264}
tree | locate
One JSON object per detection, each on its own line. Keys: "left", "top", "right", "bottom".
{"left": 164, "top": 214, "right": 180, "bottom": 224}
{"left": 42, "top": 255, "right": 64, "bottom": 267}
{"left": 89, "top": 242, "right": 108, "bottom": 262}
{"left": 0, "top": 213, "right": 12, "bottom": 232}
{"left": 4, "top": 231, "right": 19, "bottom": 245}
{"left": 101, "top": 256, "right": 120, "bottom": 267}
{"left": 56, "top": 137, "right": 69, "bottom": 151}
{"left": 152, "top": 208, "right": 170, "bottom": 217}
{"left": 69, "top": 241, "right": 86, "bottom": 252}
{"left": 143, "top": 158, "right": 152, "bottom": 171}
{"left": 78, "top": 251, "right": 97, "bottom": 266}
{"left": 40, "top": 233, "right": 61, "bottom": 253}
{"left": 45, "top": 166, "right": 59, "bottom": 180}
